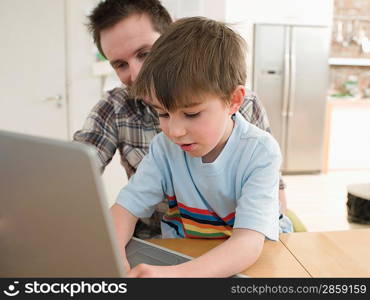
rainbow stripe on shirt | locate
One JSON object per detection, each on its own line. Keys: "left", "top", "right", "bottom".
{"left": 162, "top": 195, "right": 235, "bottom": 238}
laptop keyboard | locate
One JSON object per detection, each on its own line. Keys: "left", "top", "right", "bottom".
{"left": 125, "top": 239, "right": 190, "bottom": 267}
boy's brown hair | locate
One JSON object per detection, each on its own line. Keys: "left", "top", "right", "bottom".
{"left": 88, "top": 0, "right": 172, "bottom": 58}
{"left": 132, "top": 17, "right": 247, "bottom": 111}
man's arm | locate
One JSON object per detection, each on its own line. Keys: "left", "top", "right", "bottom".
{"left": 279, "top": 189, "right": 288, "bottom": 214}
{"left": 110, "top": 204, "right": 138, "bottom": 272}
{"left": 239, "top": 90, "right": 288, "bottom": 210}
{"left": 73, "top": 97, "right": 118, "bottom": 172}
{"left": 128, "top": 228, "right": 264, "bottom": 278}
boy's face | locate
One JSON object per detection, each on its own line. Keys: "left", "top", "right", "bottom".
{"left": 151, "top": 95, "right": 236, "bottom": 162}
{"left": 100, "top": 13, "right": 160, "bottom": 87}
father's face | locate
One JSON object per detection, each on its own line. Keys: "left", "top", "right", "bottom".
{"left": 100, "top": 13, "right": 161, "bottom": 87}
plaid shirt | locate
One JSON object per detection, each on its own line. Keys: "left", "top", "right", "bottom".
{"left": 74, "top": 87, "right": 285, "bottom": 238}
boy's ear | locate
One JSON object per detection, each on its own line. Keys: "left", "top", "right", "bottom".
{"left": 229, "top": 85, "right": 245, "bottom": 115}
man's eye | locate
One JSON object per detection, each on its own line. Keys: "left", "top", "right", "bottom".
{"left": 116, "top": 63, "right": 127, "bottom": 70}
{"left": 137, "top": 52, "right": 149, "bottom": 60}
{"left": 185, "top": 112, "right": 200, "bottom": 118}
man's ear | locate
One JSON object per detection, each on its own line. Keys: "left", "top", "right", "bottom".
{"left": 229, "top": 85, "right": 245, "bottom": 115}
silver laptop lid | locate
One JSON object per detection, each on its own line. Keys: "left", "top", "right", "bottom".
{"left": 0, "top": 130, "right": 125, "bottom": 277}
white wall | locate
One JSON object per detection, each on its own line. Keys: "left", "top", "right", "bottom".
{"left": 224, "top": 0, "right": 333, "bottom": 26}
{"left": 66, "top": 0, "right": 102, "bottom": 137}
{"left": 162, "top": 0, "right": 226, "bottom": 21}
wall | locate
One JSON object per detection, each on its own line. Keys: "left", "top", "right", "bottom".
{"left": 66, "top": 0, "right": 102, "bottom": 137}
{"left": 225, "top": 0, "right": 333, "bottom": 25}
{"left": 329, "top": 0, "right": 370, "bottom": 96}
{"left": 162, "top": 0, "right": 226, "bottom": 21}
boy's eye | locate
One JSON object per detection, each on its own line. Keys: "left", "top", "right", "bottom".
{"left": 158, "top": 112, "right": 169, "bottom": 118}
{"left": 185, "top": 112, "right": 200, "bottom": 118}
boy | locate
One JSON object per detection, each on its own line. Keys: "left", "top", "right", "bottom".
{"left": 111, "top": 17, "right": 282, "bottom": 278}
{"left": 74, "top": 0, "right": 290, "bottom": 240}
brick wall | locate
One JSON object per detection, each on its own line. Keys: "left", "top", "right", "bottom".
{"left": 330, "top": 0, "right": 370, "bottom": 95}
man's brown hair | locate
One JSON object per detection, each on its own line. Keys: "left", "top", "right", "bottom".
{"left": 88, "top": 0, "right": 172, "bottom": 58}
{"left": 132, "top": 17, "right": 247, "bottom": 112}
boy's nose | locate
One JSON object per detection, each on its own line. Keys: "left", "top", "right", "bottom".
{"left": 168, "top": 120, "right": 186, "bottom": 138}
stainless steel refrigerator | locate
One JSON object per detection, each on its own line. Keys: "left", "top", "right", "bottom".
{"left": 253, "top": 24, "right": 330, "bottom": 173}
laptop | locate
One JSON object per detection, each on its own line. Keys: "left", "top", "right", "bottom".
{"left": 0, "top": 130, "right": 191, "bottom": 277}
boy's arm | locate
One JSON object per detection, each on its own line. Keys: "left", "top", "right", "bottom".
{"left": 128, "top": 134, "right": 280, "bottom": 278}
{"left": 110, "top": 204, "right": 138, "bottom": 272}
{"left": 128, "top": 228, "right": 264, "bottom": 278}
{"left": 111, "top": 135, "right": 167, "bottom": 271}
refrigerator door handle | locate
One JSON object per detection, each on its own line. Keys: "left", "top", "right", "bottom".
{"left": 282, "top": 29, "right": 290, "bottom": 118}
{"left": 284, "top": 27, "right": 296, "bottom": 171}
{"left": 281, "top": 26, "right": 290, "bottom": 163}
{"left": 288, "top": 28, "right": 296, "bottom": 118}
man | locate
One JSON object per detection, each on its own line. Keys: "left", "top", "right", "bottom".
{"left": 74, "top": 0, "right": 289, "bottom": 239}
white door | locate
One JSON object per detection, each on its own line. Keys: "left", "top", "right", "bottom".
{"left": 0, "top": 0, "right": 68, "bottom": 140}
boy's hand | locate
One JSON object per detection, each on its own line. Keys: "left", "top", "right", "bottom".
{"left": 110, "top": 204, "right": 138, "bottom": 275}
{"left": 123, "top": 257, "right": 131, "bottom": 274}
{"left": 127, "top": 229, "right": 264, "bottom": 277}
{"left": 127, "top": 264, "right": 178, "bottom": 278}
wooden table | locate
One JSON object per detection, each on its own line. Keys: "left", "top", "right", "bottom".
{"left": 148, "top": 229, "right": 370, "bottom": 277}
{"left": 147, "top": 238, "right": 310, "bottom": 278}
{"left": 280, "top": 229, "right": 370, "bottom": 277}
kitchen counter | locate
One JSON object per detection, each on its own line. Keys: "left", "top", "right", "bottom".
{"left": 326, "top": 97, "right": 370, "bottom": 106}
{"left": 323, "top": 98, "right": 370, "bottom": 172}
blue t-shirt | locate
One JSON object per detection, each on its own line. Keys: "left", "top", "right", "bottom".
{"left": 116, "top": 112, "right": 282, "bottom": 241}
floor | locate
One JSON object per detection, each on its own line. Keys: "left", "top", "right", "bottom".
{"left": 284, "top": 169, "right": 370, "bottom": 232}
